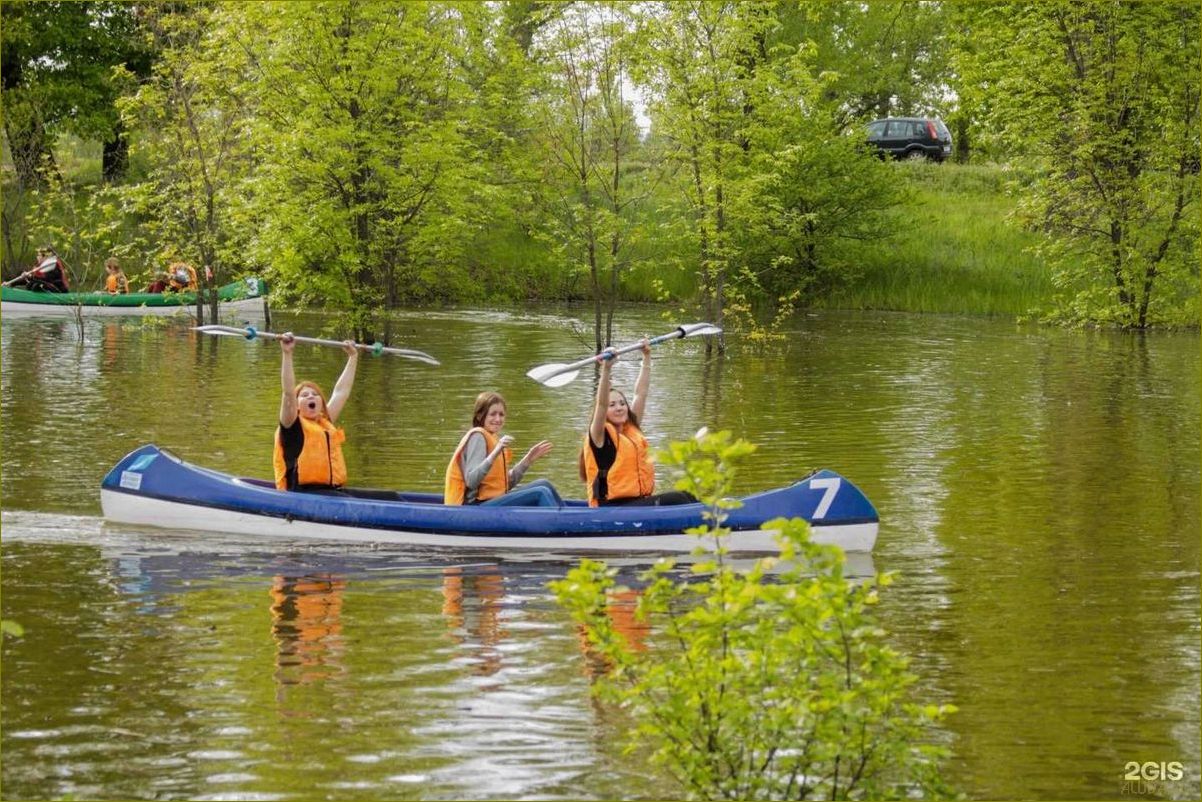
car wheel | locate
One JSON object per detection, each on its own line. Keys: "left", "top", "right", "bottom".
{"left": 906, "top": 149, "right": 927, "bottom": 161}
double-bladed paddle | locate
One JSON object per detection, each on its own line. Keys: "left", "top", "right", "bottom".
{"left": 526, "top": 322, "right": 721, "bottom": 387}
{"left": 193, "top": 325, "right": 440, "bottom": 365}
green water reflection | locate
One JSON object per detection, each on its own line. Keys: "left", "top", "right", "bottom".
{"left": 1, "top": 308, "right": 1198, "bottom": 800}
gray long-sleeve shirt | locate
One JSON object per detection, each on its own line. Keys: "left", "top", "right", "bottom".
{"left": 461, "top": 432, "right": 529, "bottom": 504}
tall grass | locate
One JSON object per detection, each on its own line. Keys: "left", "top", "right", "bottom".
{"left": 820, "top": 161, "right": 1053, "bottom": 317}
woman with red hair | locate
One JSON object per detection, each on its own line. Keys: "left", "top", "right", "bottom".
{"left": 272, "top": 333, "right": 359, "bottom": 492}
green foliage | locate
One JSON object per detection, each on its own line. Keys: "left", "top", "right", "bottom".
{"left": 551, "top": 431, "right": 956, "bottom": 800}
{"left": 23, "top": 172, "right": 127, "bottom": 290}
{"left": 5, "top": 0, "right": 1190, "bottom": 327}
{"left": 955, "top": 1, "right": 1200, "bottom": 329}
{"left": 0, "top": 1, "right": 153, "bottom": 184}
{"left": 1, "top": 619, "right": 26, "bottom": 639}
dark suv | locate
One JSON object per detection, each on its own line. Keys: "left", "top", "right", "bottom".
{"left": 866, "top": 117, "right": 952, "bottom": 162}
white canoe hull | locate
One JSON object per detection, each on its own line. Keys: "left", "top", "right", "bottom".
{"left": 100, "top": 488, "right": 879, "bottom": 554}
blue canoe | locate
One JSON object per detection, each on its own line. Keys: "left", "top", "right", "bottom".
{"left": 100, "top": 445, "right": 879, "bottom": 553}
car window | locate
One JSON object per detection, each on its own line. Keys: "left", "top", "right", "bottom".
{"left": 912, "top": 121, "right": 926, "bottom": 137}
{"left": 867, "top": 121, "right": 886, "bottom": 138}
{"left": 884, "top": 120, "right": 902, "bottom": 136}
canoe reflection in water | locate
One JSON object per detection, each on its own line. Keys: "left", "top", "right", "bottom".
{"left": 440, "top": 564, "right": 651, "bottom": 682}
{"left": 441, "top": 566, "right": 507, "bottom": 678}
{"left": 576, "top": 587, "right": 650, "bottom": 679}
{"left": 270, "top": 574, "right": 348, "bottom": 690}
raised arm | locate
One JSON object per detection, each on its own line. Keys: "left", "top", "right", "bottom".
{"left": 325, "top": 341, "right": 359, "bottom": 422}
{"left": 589, "top": 351, "right": 614, "bottom": 447}
{"left": 630, "top": 339, "right": 651, "bottom": 422}
{"left": 279, "top": 334, "right": 298, "bottom": 427}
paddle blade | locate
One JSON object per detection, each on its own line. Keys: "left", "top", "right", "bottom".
{"left": 193, "top": 325, "right": 250, "bottom": 338}
{"left": 386, "top": 349, "right": 440, "bottom": 366}
{"left": 679, "top": 322, "right": 722, "bottom": 338}
{"left": 526, "top": 363, "right": 579, "bottom": 386}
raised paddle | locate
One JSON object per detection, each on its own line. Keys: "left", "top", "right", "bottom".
{"left": 193, "top": 324, "right": 440, "bottom": 365}
{"left": 526, "top": 322, "right": 721, "bottom": 387}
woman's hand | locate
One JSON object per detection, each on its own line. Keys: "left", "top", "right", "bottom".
{"left": 280, "top": 332, "right": 296, "bottom": 354}
{"left": 522, "top": 440, "right": 553, "bottom": 466}
{"left": 342, "top": 340, "right": 359, "bottom": 359}
{"left": 640, "top": 338, "right": 651, "bottom": 359}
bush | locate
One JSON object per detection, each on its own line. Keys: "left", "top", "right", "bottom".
{"left": 551, "top": 431, "right": 957, "bottom": 800}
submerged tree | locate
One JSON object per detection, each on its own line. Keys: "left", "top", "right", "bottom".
{"left": 118, "top": 4, "right": 255, "bottom": 324}
{"left": 533, "top": 2, "right": 650, "bottom": 351}
{"left": 219, "top": 1, "right": 488, "bottom": 338}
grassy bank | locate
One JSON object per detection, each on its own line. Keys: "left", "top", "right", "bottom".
{"left": 819, "top": 161, "right": 1054, "bottom": 317}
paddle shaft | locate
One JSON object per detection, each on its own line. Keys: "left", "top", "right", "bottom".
{"left": 562, "top": 329, "right": 686, "bottom": 373}
{"left": 193, "top": 325, "right": 439, "bottom": 364}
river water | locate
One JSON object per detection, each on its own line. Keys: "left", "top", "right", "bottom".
{"left": 1, "top": 307, "right": 1198, "bottom": 800}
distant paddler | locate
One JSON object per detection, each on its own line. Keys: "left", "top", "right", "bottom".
{"left": 3, "top": 246, "right": 70, "bottom": 293}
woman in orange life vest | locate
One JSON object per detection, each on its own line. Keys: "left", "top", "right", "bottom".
{"left": 166, "top": 261, "right": 198, "bottom": 291}
{"left": 273, "top": 332, "right": 359, "bottom": 492}
{"left": 444, "top": 391, "right": 560, "bottom": 507}
{"left": 579, "top": 339, "right": 697, "bottom": 507}
{"left": 103, "top": 257, "right": 129, "bottom": 294}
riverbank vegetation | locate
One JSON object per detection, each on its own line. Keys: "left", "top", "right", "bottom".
{"left": 2, "top": 1, "right": 1197, "bottom": 334}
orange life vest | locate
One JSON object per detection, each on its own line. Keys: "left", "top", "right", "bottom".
{"left": 273, "top": 415, "right": 347, "bottom": 490}
{"left": 168, "top": 263, "right": 198, "bottom": 290}
{"left": 581, "top": 421, "right": 655, "bottom": 507}
{"left": 105, "top": 273, "right": 128, "bottom": 293}
{"left": 444, "top": 427, "right": 511, "bottom": 504}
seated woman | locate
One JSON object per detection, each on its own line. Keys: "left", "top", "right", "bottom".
{"left": 579, "top": 340, "right": 696, "bottom": 507}
{"left": 167, "top": 261, "right": 198, "bottom": 291}
{"left": 444, "top": 391, "right": 558, "bottom": 507}
{"left": 273, "top": 333, "right": 359, "bottom": 492}
{"left": 142, "top": 272, "right": 170, "bottom": 293}
{"left": 103, "top": 257, "right": 129, "bottom": 294}
{"left": 4, "top": 247, "right": 70, "bottom": 293}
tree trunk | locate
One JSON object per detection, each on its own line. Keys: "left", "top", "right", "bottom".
{"left": 954, "top": 116, "right": 970, "bottom": 163}
{"left": 589, "top": 231, "right": 601, "bottom": 352}
{"left": 4, "top": 116, "right": 57, "bottom": 190}
{"left": 208, "top": 264, "right": 219, "bottom": 323}
{"left": 102, "top": 126, "right": 130, "bottom": 182}
{"left": 713, "top": 181, "right": 727, "bottom": 354}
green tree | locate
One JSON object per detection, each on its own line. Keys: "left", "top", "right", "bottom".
{"left": 0, "top": 1, "right": 154, "bottom": 186}
{"left": 637, "top": 2, "right": 778, "bottom": 352}
{"left": 960, "top": 0, "right": 1200, "bottom": 328}
{"left": 730, "top": 33, "right": 905, "bottom": 330}
{"left": 117, "top": 4, "right": 255, "bottom": 323}
{"left": 226, "top": 1, "right": 489, "bottom": 338}
{"left": 776, "top": 1, "right": 952, "bottom": 128}
{"left": 533, "top": 2, "right": 651, "bottom": 350}
{"left": 552, "top": 431, "right": 955, "bottom": 800}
